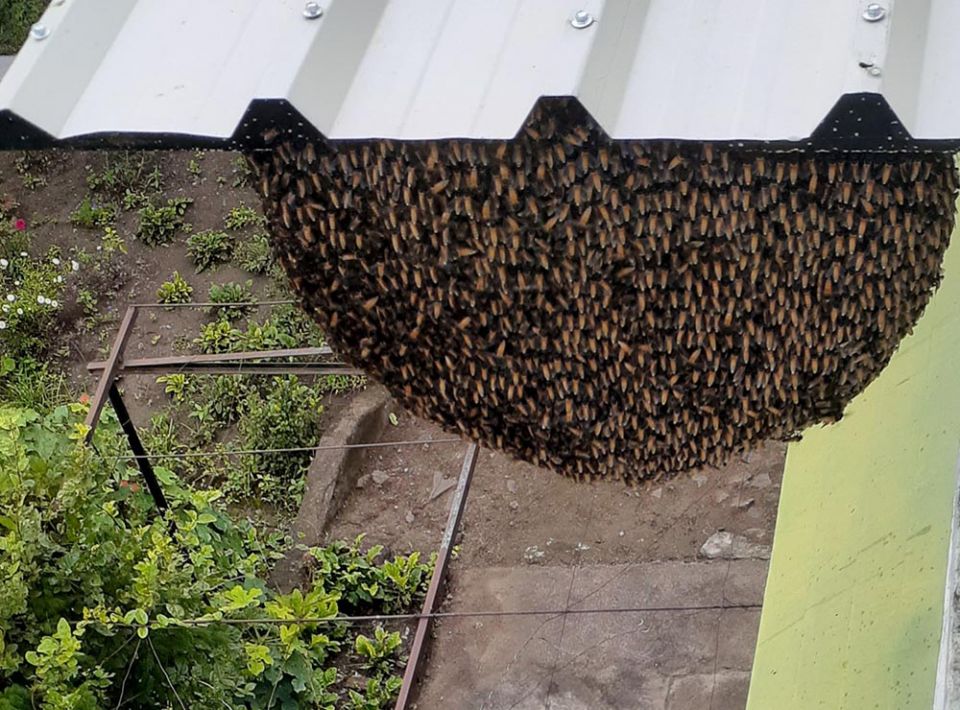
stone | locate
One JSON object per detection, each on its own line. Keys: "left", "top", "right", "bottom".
{"left": 699, "top": 531, "right": 771, "bottom": 560}
{"left": 523, "top": 545, "right": 546, "bottom": 564}
{"left": 371, "top": 470, "right": 390, "bottom": 486}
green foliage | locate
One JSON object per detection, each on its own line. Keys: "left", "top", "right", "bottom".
{"left": 136, "top": 198, "right": 192, "bottom": 246}
{"left": 155, "top": 271, "right": 193, "bottom": 306}
{"left": 0, "top": 357, "right": 69, "bottom": 412}
{"left": 156, "top": 374, "right": 190, "bottom": 403}
{"left": 0, "top": 406, "right": 427, "bottom": 708}
{"left": 225, "top": 205, "right": 265, "bottom": 231}
{"left": 0, "top": 0, "right": 46, "bottom": 54}
{"left": 13, "top": 153, "right": 52, "bottom": 191}
{"left": 208, "top": 280, "right": 254, "bottom": 321}
{"left": 234, "top": 232, "right": 274, "bottom": 274}
{"left": 68, "top": 198, "right": 116, "bottom": 229}
{"left": 186, "top": 229, "right": 233, "bottom": 272}
{"left": 194, "top": 319, "right": 243, "bottom": 354}
{"left": 231, "top": 376, "right": 323, "bottom": 506}
{"left": 86, "top": 153, "right": 163, "bottom": 209}
{"left": 0, "top": 242, "right": 72, "bottom": 358}
{"left": 231, "top": 154, "right": 256, "bottom": 188}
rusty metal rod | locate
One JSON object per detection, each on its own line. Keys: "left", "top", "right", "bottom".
{"left": 84, "top": 306, "right": 138, "bottom": 442}
{"left": 87, "top": 345, "right": 336, "bottom": 372}
{"left": 396, "top": 442, "right": 479, "bottom": 710}
{"left": 130, "top": 299, "right": 297, "bottom": 308}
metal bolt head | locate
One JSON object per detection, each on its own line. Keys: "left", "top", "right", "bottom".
{"left": 571, "top": 10, "right": 595, "bottom": 29}
{"left": 29, "top": 23, "right": 50, "bottom": 40}
{"left": 303, "top": 2, "right": 323, "bottom": 19}
{"left": 862, "top": 4, "right": 886, "bottom": 21}
{"left": 867, "top": 65, "right": 882, "bottom": 77}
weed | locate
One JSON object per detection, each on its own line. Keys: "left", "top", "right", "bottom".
{"left": 0, "top": 0, "right": 45, "bottom": 54}
{"left": 86, "top": 152, "right": 163, "bottom": 204}
{"left": 156, "top": 271, "right": 193, "bottom": 306}
{"left": 195, "top": 319, "right": 243, "bottom": 354}
{"left": 156, "top": 373, "right": 190, "bottom": 403}
{"left": 69, "top": 197, "right": 116, "bottom": 228}
{"left": 234, "top": 232, "right": 274, "bottom": 274}
{"left": 186, "top": 229, "right": 233, "bottom": 272}
{"left": 100, "top": 227, "right": 127, "bottom": 255}
{"left": 76, "top": 289, "right": 98, "bottom": 317}
{"left": 225, "top": 204, "right": 265, "bottom": 230}
{"left": 136, "top": 197, "right": 192, "bottom": 246}
{"left": 230, "top": 154, "right": 256, "bottom": 188}
{"left": 208, "top": 281, "right": 254, "bottom": 321}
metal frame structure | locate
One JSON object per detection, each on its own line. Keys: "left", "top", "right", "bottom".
{"left": 84, "top": 302, "right": 762, "bottom": 708}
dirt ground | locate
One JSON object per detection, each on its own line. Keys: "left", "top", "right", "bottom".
{"left": 326, "top": 405, "right": 785, "bottom": 709}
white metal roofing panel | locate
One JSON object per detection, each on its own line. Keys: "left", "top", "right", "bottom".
{"left": 0, "top": 0, "right": 957, "bottom": 149}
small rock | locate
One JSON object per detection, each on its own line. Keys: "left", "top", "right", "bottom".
{"left": 429, "top": 471, "right": 456, "bottom": 501}
{"left": 748, "top": 472, "right": 773, "bottom": 489}
{"left": 692, "top": 473, "right": 708, "bottom": 488}
{"left": 575, "top": 542, "right": 590, "bottom": 552}
{"left": 405, "top": 510, "right": 415, "bottom": 524}
{"left": 699, "top": 531, "right": 771, "bottom": 560}
{"left": 735, "top": 497, "right": 755, "bottom": 509}
{"left": 509, "top": 500, "right": 519, "bottom": 511}
{"left": 506, "top": 479, "right": 518, "bottom": 494}
{"left": 714, "top": 490, "right": 730, "bottom": 504}
{"left": 371, "top": 470, "right": 390, "bottom": 486}
{"left": 619, "top": 530, "right": 625, "bottom": 537}
{"left": 650, "top": 487, "right": 663, "bottom": 499}
{"left": 523, "top": 545, "right": 545, "bottom": 564}
{"left": 355, "top": 474, "right": 370, "bottom": 489}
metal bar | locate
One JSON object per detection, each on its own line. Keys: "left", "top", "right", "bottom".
{"left": 395, "top": 442, "right": 479, "bottom": 710}
{"left": 130, "top": 299, "right": 296, "bottom": 308}
{"left": 87, "top": 345, "right": 335, "bottom": 372}
{"left": 108, "top": 383, "right": 168, "bottom": 511}
{"left": 84, "top": 306, "right": 138, "bottom": 442}
{"left": 90, "top": 363, "right": 361, "bottom": 377}
{"left": 100, "top": 437, "right": 464, "bottom": 460}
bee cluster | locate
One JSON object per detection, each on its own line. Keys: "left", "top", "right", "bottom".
{"left": 249, "top": 101, "right": 957, "bottom": 484}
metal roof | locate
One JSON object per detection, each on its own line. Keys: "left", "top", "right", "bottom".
{"left": 0, "top": 0, "right": 958, "bottom": 150}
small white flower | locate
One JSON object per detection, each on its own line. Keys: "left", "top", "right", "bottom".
{"left": 56, "top": 276, "right": 63, "bottom": 283}
{"left": 13, "top": 280, "right": 20, "bottom": 286}
{"left": 5, "top": 294, "right": 13, "bottom": 302}
{"left": 52, "top": 257, "right": 61, "bottom": 266}
{"left": 96, "top": 245, "right": 103, "bottom": 252}
{"left": 71, "top": 260, "right": 79, "bottom": 271}
{"left": 0, "top": 258, "right": 7, "bottom": 268}
{"left": 19, "top": 251, "right": 27, "bottom": 257}
{"left": 16, "top": 308, "right": 23, "bottom": 315}
{"left": 1, "top": 305, "right": 8, "bottom": 313}
{"left": 0, "top": 321, "right": 6, "bottom": 330}
{"left": 51, "top": 300, "right": 59, "bottom": 308}
{"left": 37, "top": 295, "right": 45, "bottom": 304}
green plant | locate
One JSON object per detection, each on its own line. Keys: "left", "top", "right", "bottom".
{"left": 225, "top": 204, "right": 265, "bottom": 230}
{"left": 231, "top": 154, "right": 256, "bottom": 188}
{"left": 76, "top": 289, "right": 98, "bottom": 317}
{"left": 69, "top": 197, "right": 116, "bottom": 228}
{"left": 100, "top": 227, "right": 127, "bottom": 255}
{"left": 136, "top": 197, "right": 192, "bottom": 246}
{"left": 156, "top": 373, "right": 190, "bottom": 403}
{"left": 234, "top": 233, "right": 274, "bottom": 274}
{"left": 0, "top": 243, "right": 72, "bottom": 357}
{"left": 156, "top": 271, "right": 193, "bottom": 306}
{"left": 86, "top": 152, "right": 163, "bottom": 207}
{"left": 186, "top": 229, "right": 233, "bottom": 272}
{"left": 0, "top": 0, "right": 45, "bottom": 54}
{"left": 194, "top": 319, "right": 243, "bottom": 354}
{"left": 0, "top": 404, "right": 427, "bottom": 708}
{"left": 208, "top": 280, "right": 254, "bottom": 321}
{"left": 233, "top": 376, "right": 323, "bottom": 506}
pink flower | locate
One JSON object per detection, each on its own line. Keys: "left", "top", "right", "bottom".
{"left": 13, "top": 219, "right": 26, "bottom": 231}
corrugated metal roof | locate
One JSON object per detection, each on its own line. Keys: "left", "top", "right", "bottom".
{"left": 0, "top": 0, "right": 958, "bottom": 150}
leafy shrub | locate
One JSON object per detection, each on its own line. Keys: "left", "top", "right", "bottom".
{"left": 0, "top": 0, "right": 45, "bottom": 54}
{"left": 234, "top": 232, "right": 274, "bottom": 274}
{"left": 233, "top": 376, "right": 323, "bottom": 505}
{"left": 69, "top": 197, "right": 116, "bottom": 228}
{"left": 225, "top": 205, "right": 265, "bottom": 230}
{"left": 186, "top": 229, "right": 233, "bottom": 272}
{"left": 155, "top": 271, "right": 193, "bottom": 306}
{"left": 194, "top": 319, "right": 243, "bottom": 354}
{"left": 208, "top": 280, "right": 254, "bottom": 321}
{"left": 136, "top": 198, "right": 192, "bottom": 246}
{"left": 0, "top": 242, "right": 73, "bottom": 357}
{"left": 0, "top": 404, "right": 428, "bottom": 708}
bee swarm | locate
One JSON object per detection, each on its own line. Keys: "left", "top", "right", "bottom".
{"left": 249, "top": 101, "right": 958, "bottom": 484}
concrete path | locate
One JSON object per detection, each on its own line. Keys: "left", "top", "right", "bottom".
{"left": 417, "top": 560, "right": 768, "bottom": 709}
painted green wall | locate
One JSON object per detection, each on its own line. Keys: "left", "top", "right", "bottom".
{"left": 748, "top": 233, "right": 960, "bottom": 708}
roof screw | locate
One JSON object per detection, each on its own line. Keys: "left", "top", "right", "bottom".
{"left": 29, "top": 23, "right": 50, "bottom": 40}
{"left": 862, "top": 4, "right": 886, "bottom": 22}
{"left": 303, "top": 2, "right": 323, "bottom": 20}
{"left": 867, "top": 65, "right": 882, "bottom": 77}
{"left": 570, "top": 10, "right": 595, "bottom": 29}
